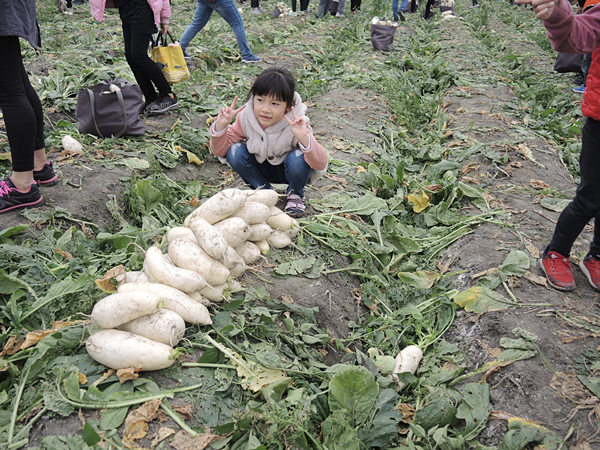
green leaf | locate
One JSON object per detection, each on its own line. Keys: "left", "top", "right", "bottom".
{"left": 398, "top": 271, "right": 441, "bottom": 289}
{"left": 328, "top": 366, "right": 379, "bottom": 427}
{"left": 453, "top": 286, "right": 514, "bottom": 313}
{"left": 100, "top": 406, "right": 129, "bottom": 430}
{"left": 499, "top": 418, "right": 562, "bottom": 450}
{"left": 540, "top": 197, "right": 571, "bottom": 213}
{"left": 578, "top": 375, "right": 600, "bottom": 398}
{"left": 500, "top": 250, "right": 530, "bottom": 277}
{"left": 457, "top": 182, "right": 489, "bottom": 211}
{"left": 274, "top": 255, "right": 318, "bottom": 276}
{"left": 414, "top": 390, "right": 460, "bottom": 431}
{"left": 135, "top": 179, "right": 164, "bottom": 215}
{"left": 322, "top": 409, "right": 362, "bottom": 450}
{"left": 360, "top": 388, "right": 402, "bottom": 448}
{"left": 340, "top": 195, "right": 389, "bottom": 216}
{"left": 0, "top": 224, "right": 28, "bottom": 238}
{"left": 456, "top": 383, "right": 490, "bottom": 439}
{"left": 82, "top": 421, "right": 101, "bottom": 446}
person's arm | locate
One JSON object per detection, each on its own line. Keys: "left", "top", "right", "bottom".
{"left": 160, "top": 0, "right": 171, "bottom": 34}
{"left": 210, "top": 116, "right": 246, "bottom": 157}
{"left": 299, "top": 131, "right": 328, "bottom": 170}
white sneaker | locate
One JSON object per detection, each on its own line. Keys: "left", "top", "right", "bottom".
{"left": 65, "top": 7, "right": 73, "bottom": 14}
{"left": 335, "top": 12, "right": 345, "bottom": 17}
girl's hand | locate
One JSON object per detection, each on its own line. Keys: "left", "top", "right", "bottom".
{"left": 515, "top": 0, "right": 557, "bottom": 20}
{"left": 285, "top": 106, "right": 310, "bottom": 147}
{"left": 160, "top": 23, "right": 170, "bottom": 35}
{"left": 215, "top": 96, "right": 246, "bottom": 132}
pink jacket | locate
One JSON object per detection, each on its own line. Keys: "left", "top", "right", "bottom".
{"left": 544, "top": 1, "right": 600, "bottom": 119}
{"left": 89, "top": 0, "right": 171, "bottom": 27}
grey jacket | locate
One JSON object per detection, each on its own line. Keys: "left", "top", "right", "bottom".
{"left": 0, "top": 0, "right": 41, "bottom": 49}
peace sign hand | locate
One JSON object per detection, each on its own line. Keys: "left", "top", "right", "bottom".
{"left": 284, "top": 106, "right": 310, "bottom": 147}
{"left": 215, "top": 96, "right": 246, "bottom": 132}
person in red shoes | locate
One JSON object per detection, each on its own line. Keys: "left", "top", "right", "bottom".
{"left": 517, "top": 0, "right": 600, "bottom": 291}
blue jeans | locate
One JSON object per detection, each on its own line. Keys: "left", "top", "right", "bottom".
{"left": 226, "top": 143, "right": 312, "bottom": 196}
{"left": 392, "top": 0, "right": 408, "bottom": 18}
{"left": 317, "top": 0, "right": 329, "bottom": 17}
{"left": 180, "top": 0, "right": 253, "bottom": 59}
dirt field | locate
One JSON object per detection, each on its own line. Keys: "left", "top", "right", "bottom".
{"left": 3, "top": 0, "right": 600, "bottom": 448}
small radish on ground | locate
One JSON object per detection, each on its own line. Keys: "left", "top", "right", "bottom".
{"left": 267, "top": 206, "right": 293, "bottom": 231}
{"left": 255, "top": 240, "right": 269, "bottom": 254}
{"left": 390, "top": 345, "right": 423, "bottom": 391}
{"left": 235, "top": 241, "right": 262, "bottom": 265}
{"left": 247, "top": 223, "right": 273, "bottom": 242}
{"left": 91, "top": 292, "right": 162, "bottom": 329}
{"left": 86, "top": 329, "right": 177, "bottom": 371}
{"left": 267, "top": 231, "right": 292, "bottom": 249}
{"left": 117, "top": 309, "right": 186, "bottom": 346}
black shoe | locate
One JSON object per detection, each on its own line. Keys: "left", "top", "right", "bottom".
{"left": 33, "top": 162, "right": 58, "bottom": 186}
{"left": 146, "top": 93, "right": 179, "bottom": 115}
{"left": 139, "top": 99, "right": 153, "bottom": 115}
{"left": 0, "top": 178, "right": 43, "bottom": 214}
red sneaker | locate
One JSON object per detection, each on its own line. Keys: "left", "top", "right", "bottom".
{"left": 579, "top": 255, "right": 600, "bottom": 292}
{"left": 540, "top": 251, "right": 576, "bottom": 291}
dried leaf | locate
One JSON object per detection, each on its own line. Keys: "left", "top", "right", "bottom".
{"left": 79, "top": 372, "right": 88, "bottom": 385}
{"left": 95, "top": 265, "right": 126, "bottom": 294}
{"left": 0, "top": 336, "right": 26, "bottom": 357}
{"left": 530, "top": 179, "right": 550, "bottom": 190}
{"left": 524, "top": 242, "right": 540, "bottom": 259}
{"left": 488, "top": 410, "right": 517, "bottom": 421}
{"left": 20, "top": 321, "right": 76, "bottom": 350}
{"left": 399, "top": 403, "right": 415, "bottom": 423}
{"left": 172, "top": 404, "right": 193, "bottom": 420}
{"left": 550, "top": 372, "right": 591, "bottom": 403}
{"left": 356, "top": 166, "right": 367, "bottom": 173}
{"left": 476, "top": 339, "right": 502, "bottom": 359}
{"left": 171, "top": 431, "right": 227, "bottom": 450}
{"left": 92, "top": 370, "right": 115, "bottom": 387}
{"left": 117, "top": 367, "right": 142, "bottom": 383}
{"left": 281, "top": 294, "right": 294, "bottom": 304}
{"left": 523, "top": 271, "right": 547, "bottom": 287}
{"left": 56, "top": 248, "right": 74, "bottom": 260}
{"left": 122, "top": 399, "right": 162, "bottom": 444}
{"left": 150, "top": 427, "right": 176, "bottom": 449}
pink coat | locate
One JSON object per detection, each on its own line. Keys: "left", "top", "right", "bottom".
{"left": 89, "top": 0, "right": 171, "bottom": 27}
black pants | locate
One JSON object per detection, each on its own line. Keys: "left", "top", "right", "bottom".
{"left": 120, "top": 3, "right": 171, "bottom": 103}
{"left": 251, "top": 0, "right": 259, "bottom": 7}
{"left": 351, "top": 0, "right": 360, "bottom": 11}
{"left": 549, "top": 117, "right": 600, "bottom": 257}
{"left": 291, "top": 0, "right": 309, "bottom": 11}
{"left": 0, "top": 36, "right": 45, "bottom": 172}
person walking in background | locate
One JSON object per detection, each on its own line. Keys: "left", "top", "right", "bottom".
{"left": 392, "top": 0, "right": 407, "bottom": 21}
{"left": 518, "top": 0, "right": 600, "bottom": 291}
{"left": 179, "top": 0, "right": 262, "bottom": 63}
{"left": 291, "top": 0, "right": 311, "bottom": 15}
{"left": 90, "top": 0, "right": 179, "bottom": 115}
{"left": 251, "top": 0, "right": 264, "bottom": 14}
{"left": 0, "top": 0, "right": 58, "bottom": 214}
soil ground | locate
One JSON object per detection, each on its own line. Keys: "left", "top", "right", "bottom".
{"left": 3, "top": 1, "right": 600, "bottom": 448}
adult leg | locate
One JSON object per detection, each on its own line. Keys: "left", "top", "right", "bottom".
{"left": 300, "top": 0, "right": 310, "bottom": 10}
{"left": 122, "top": 21, "right": 157, "bottom": 103}
{"left": 180, "top": 0, "right": 213, "bottom": 53}
{"left": 393, "top": 0, "right": 399, "bottom": 18}
{"left": 425, "top": 0, "right": 435, "bottom": 18}
{"left": 548, "top": 118, "right": 600, "bottom": 257}
{"left": 226, "top": 143, "right": 272, "bottom": 189}
{"left": 129, "top": 32, "right": 171, "bottom": 98}
{"left": 399, "top": 0, "right": 409, "bottom": 12}
{"left": 337, "top": 0, "right": 347, "bottom": 14}
{"left": 215, "top": 0, "right": 256, "bottom": 59}
{"left": 292, "top": 0, "right": 298, "bottom": 12}
{"left": 318, "top": 0, "right": 329, "bottom": 17}
{"left": 351, "top": 0, "right": 361, "bottom": 12}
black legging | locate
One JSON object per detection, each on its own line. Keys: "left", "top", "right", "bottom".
{"left": 549, "top": 117, "right": 600, "bottom": 257}
{"left": 0, "top": 36, "right": 45, "bottom": 172}
{"left": 291, "top": 0, "right": 309, "bottom": 11}
{"left": 121, "top": 21, "right": 171, "bottom": 103}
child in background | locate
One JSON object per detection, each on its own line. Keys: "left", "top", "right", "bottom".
{"left": 516, "top": 0, "right": 600, "bottom": 291}
{"left": 210, "top": 67, "right": 328, "bottom": 217}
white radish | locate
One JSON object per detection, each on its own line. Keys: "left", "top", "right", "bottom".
{"left": 267, "top": 231, "right": 292, "bottom": 249}
{"left": 62, "top": 135, "right": 83, "bottom": 154}
{"left": 168, "top": 238, "right": 230, "bottom": 287}
{"left": 245, "top": 189, "right": 280, "bottom": 207}
{"left": 86, "top": 329, "right": 176, "bottom": 371}
{"left": 267, "top": 206, "right": 293, "bottom": 231}
{"left": 91, "top": 292, "right": 162, "bottom": 329}
{"left": 167, "top": 227, "right": 198, "bottom": 244}
{"left": 192, "top": 188, "right": 247, "bottom": 224}
{"left": 212, "top": 217, "right": 251, "bottom": 248}
{"left": 391, "top": 345, "right": 423, "bottom": 391}
{"left": 116, "top": 271, "right": 149, "bottom": 285}
{"left": 188, "top": 216, "right": 228, "bottom": 260}
{"left": 199, "top": 284, "right": 227, "bottom": 303}
{"left": 255, "top": 240, "right": 269, "bottom": 254}
{"left": 145, "top": 246, "right": 207, "bottom": 294}
{"left": 221, "top": 246, "right": 244, "bottom": 270}
{"left": 117, "top": 282, "right": 212, "bottom": 324}
{"left": 117, "top": 309, "right": 185, "bottom": 346}
{"left": 285, "top": 218, "right": 301, "bottom": 239}
{"left": 230, "top": 264, "right": 246, "bottom": 278}
{"left": 236, "top": 241, "right": 262, "bottom": 264}
{"left": 189, "top": 291, "right": 211, "bottom": 305}
{"left": 248, "top": 223, "right": 274, "bottom": 242}
{"left": 143, "top": 259, "right": 159, "bottom": 283}
{"left": 232, "top": 202, "right": 271, "bottom": 225}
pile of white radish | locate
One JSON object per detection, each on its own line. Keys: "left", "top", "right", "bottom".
{"left": 86, "top": 188, "right": 301, "bottom": 372}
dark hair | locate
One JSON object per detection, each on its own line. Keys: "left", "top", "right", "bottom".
{"left": 249, "top": 67, "right": 296, "bottom": 108}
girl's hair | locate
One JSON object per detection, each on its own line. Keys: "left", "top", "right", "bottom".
{"left": 249, "top": 67, "right": 296, "bottom": 108}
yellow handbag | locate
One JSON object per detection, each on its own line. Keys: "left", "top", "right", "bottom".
{"left": 151, "top": 33, "right": 190, "bottom": 84}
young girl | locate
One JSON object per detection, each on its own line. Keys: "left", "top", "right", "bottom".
{"left": 210, "top": 67, "right": 328, "bottom": 217}
{"left": 517, "top": 0, "right": 600, "bottom": 291}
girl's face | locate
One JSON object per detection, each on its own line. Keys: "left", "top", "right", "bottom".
{"left": 253, "top": 94, "right": 290, "bottom": 128}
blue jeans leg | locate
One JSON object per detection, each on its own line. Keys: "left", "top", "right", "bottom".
{"left": 213, "top": 0, "right": 254, "bottom": 58}
{"left": 284, "top": 149, "right": 312, "bottom": 197}
{"left": 180, "top": 0, "right": 213, "bottom": 52}
{"left": 227, "top": 143, "right": 272, "bottom": 190}
{"left": 399, "top": 0, "right": 408, "bottom": 12}
{"left": 338, "top": 0, "right": 347, "bottom": 13}
{"left": 392, "top": 0, "right": 399, "bottom": 17}
{"left": 318, "top": 0, "right": 329, "bottom": 17}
